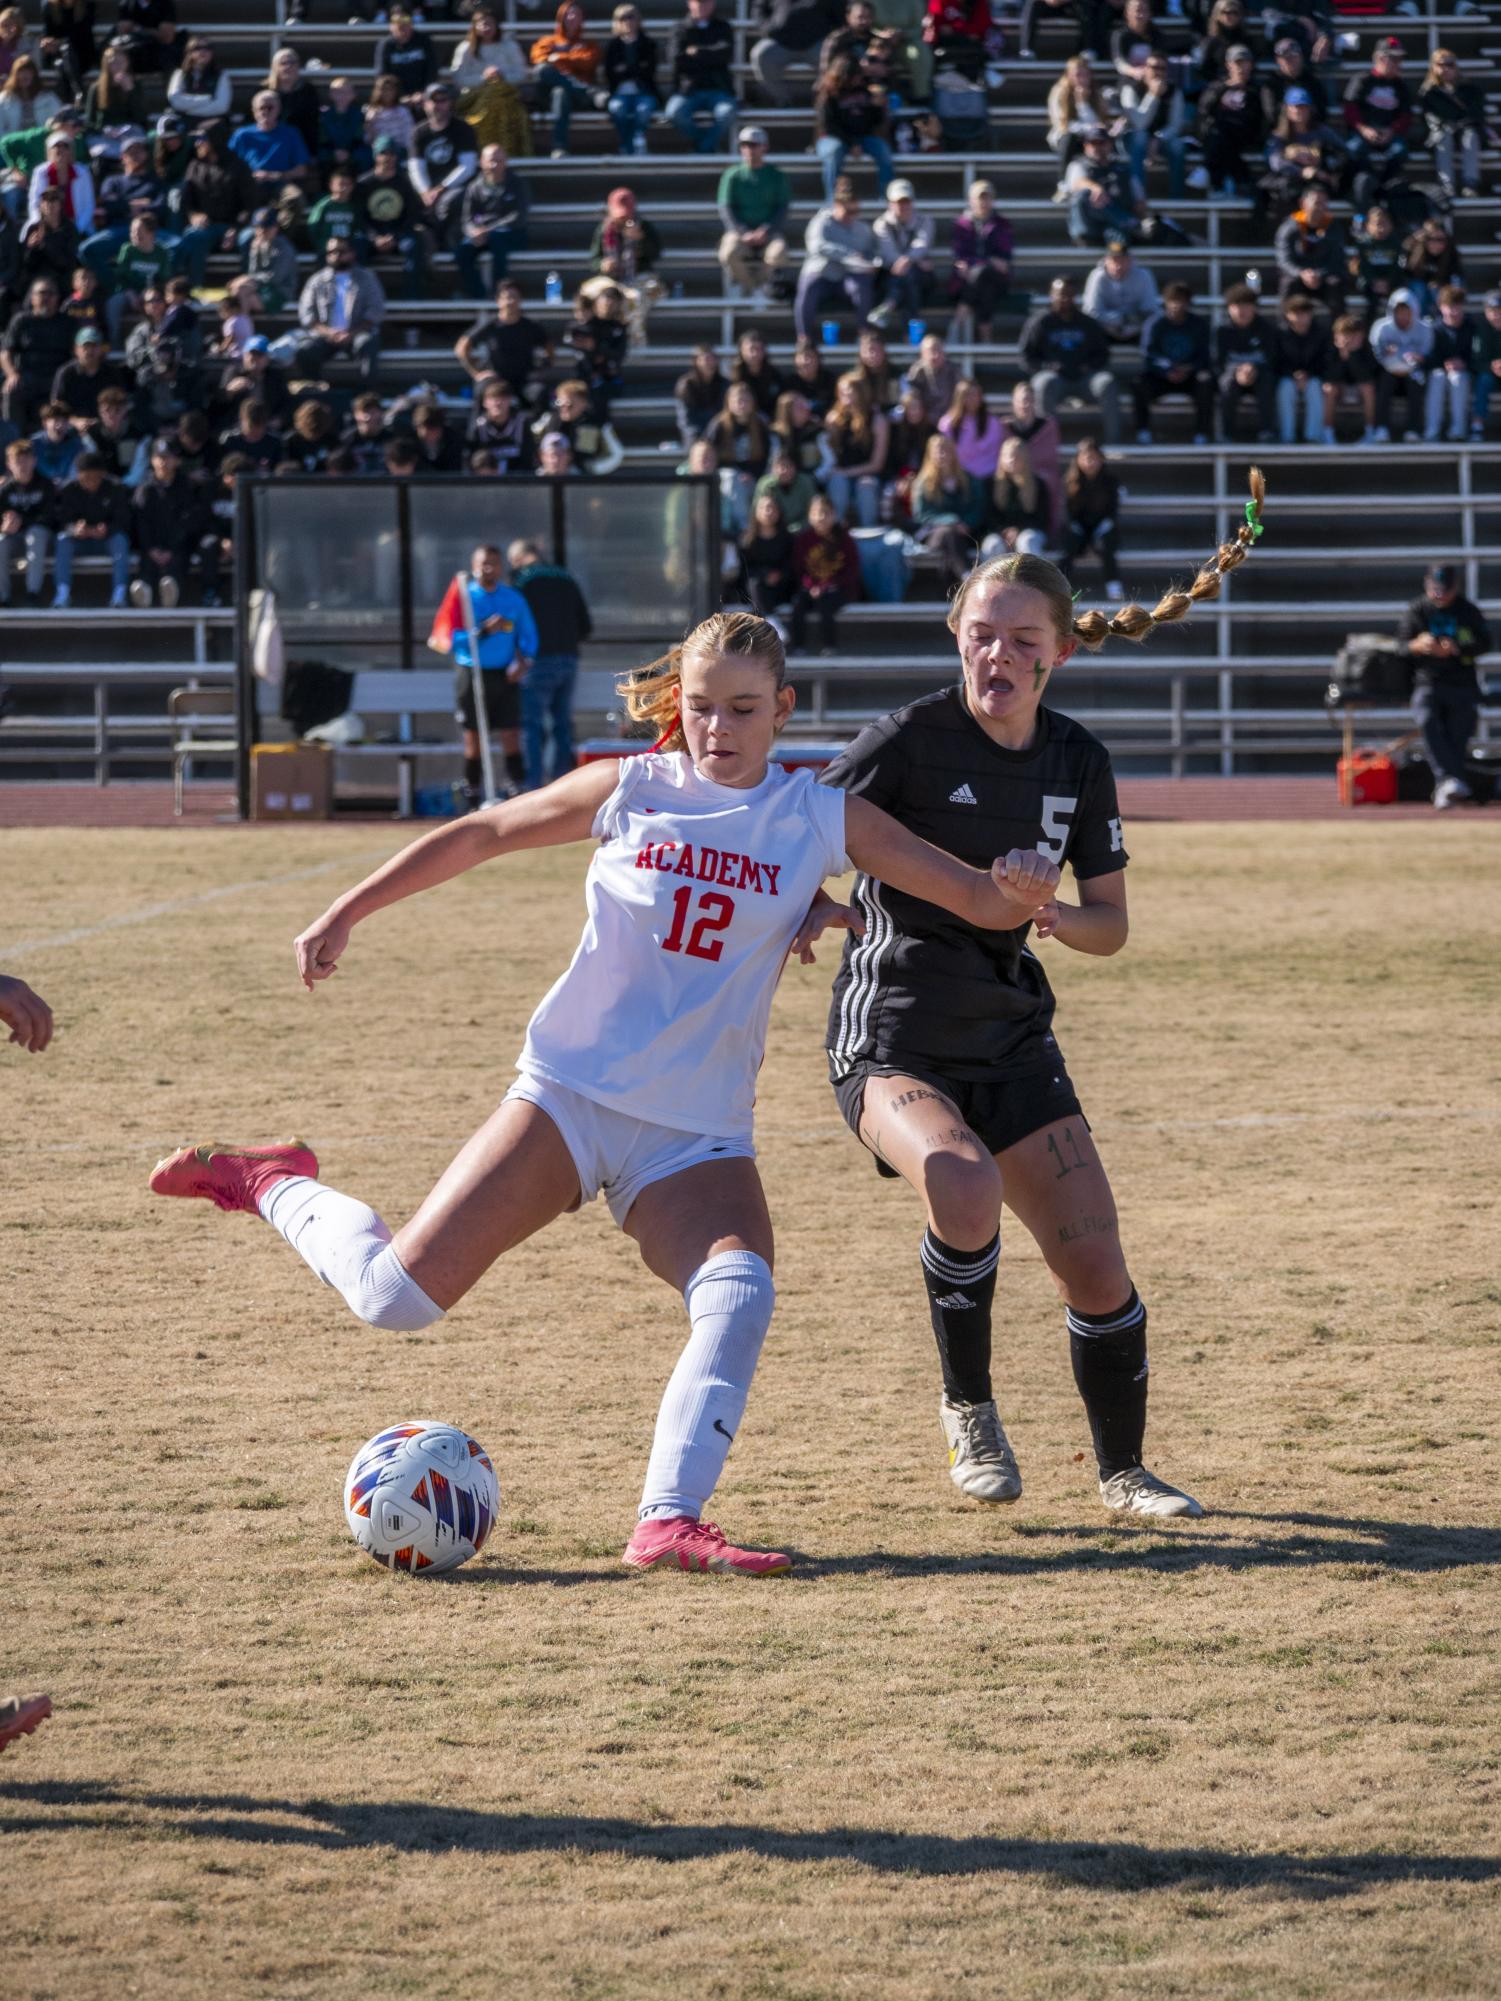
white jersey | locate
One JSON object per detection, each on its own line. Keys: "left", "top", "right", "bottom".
{"left": 520, "top": 752, "right": 849, "bottom": 1141}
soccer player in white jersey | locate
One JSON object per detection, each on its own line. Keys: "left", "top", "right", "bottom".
{"left": 151, "top": 612, "right": 1061, "bottom": 1576}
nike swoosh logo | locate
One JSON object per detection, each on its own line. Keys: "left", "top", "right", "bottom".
{"left": 713, "top": 1419, "right": 735, "bottom": 1442}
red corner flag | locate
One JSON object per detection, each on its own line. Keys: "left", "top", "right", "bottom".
{"left": 428, "top": 576, "right": 466, "bottom": 655}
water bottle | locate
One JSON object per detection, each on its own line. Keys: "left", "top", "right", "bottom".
{"left": 545, "top": 269, "right": 563, "bottom": 305}
{"left": 907, "top": 317, "right": 926, "bottom": 347}
{"left": 820, "top": 318, "right": 841, "bottom": 348}
{"left": 1245, "top": 267, "right": 1262, "bottom": 297}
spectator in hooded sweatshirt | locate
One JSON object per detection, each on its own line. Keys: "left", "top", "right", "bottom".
{"left": 1369, "top": 285, "right": 1432, "bottom": 442}
{"left": 506, "top": 536, "right": 592, "bottom": 790}
{"left": 1214, "top": 281, "right": 1276, "bottom": 441}
{"left": 1133, "top": 280, "right": 1213, "bottom": 443}
{"left": 1081, "top": 235, "right": 1160, "bottom": 344}
{"left": 1397, "top": 561, "right": 1492, "bottom": 810}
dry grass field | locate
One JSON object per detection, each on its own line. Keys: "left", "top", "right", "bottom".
{"left": 4, "top": 818, "right": 1500, "bottom": 2001}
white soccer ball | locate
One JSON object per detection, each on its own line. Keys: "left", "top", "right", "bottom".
{"left": 343, "top": 1420, "right": 500, "bottom": 1575}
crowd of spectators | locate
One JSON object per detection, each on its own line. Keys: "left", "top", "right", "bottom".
{"left": 0, "top": 0, "right": 1494, "bottom": 615}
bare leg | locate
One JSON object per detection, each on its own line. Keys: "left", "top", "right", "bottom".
{"left": 993, "top": 1114, "right": 1129, "bottom": 1312}
{"left": 854, "top": 1072, "right": 1003, "bottom": 1249}
{"left": 624, "top": 1154, "right": 774, "bottom": 1288}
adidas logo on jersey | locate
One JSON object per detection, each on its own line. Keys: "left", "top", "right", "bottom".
{"left": 936, "top": 1291, "right": 975, "bottom": 1310}
{"left": 948, "top": 784, "right": 978, "bottom": 805}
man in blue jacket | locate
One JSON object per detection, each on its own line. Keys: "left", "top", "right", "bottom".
{"left": 442, "top": 543, "right": 538, "bottom": 806}
{"left": 1133, "top": 280, "right": 1214, "bottom": 443}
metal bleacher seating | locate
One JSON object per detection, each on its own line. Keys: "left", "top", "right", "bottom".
{"left": 2, "top": 0, "right": 1497, "bottom": 785}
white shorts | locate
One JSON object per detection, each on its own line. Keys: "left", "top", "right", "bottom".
{"left": 505, "top": 1071, "right": 756, "bottom": 1228}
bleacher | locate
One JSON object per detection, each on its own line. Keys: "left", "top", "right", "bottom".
{"left": 2, "top": 0, "right": 1498, "bottom": 783}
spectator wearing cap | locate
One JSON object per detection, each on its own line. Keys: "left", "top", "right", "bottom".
{"left": 752, "top": 0, "right": 842, "bottom": 106}
{"left": 1214, "top": 282, "right": 1276, "bottom": 442}
{"left": 871, "top": 178, "right": 933, "bottom": 329}
{"left": 1197, "top": 45, "right": 1267, "bottom": 201}
{"left": 1417, "top": 49, "right": 1487, "bottom": 203}
{"left": 52, "top": 322, "right": 128, "bottom": 425}
{"left": 1261, "top": 34, "right": 1327, "bottom": 125}
{"left": 1398, "top": 564, "right": 1493, "bottom": 808}
{"left": 130, "top": 433, "right": 199, "bottom": 605}
{"left": 1369, "top": 286, "right": 1431, "bottom": 443}
{"left": 1, "top": 274, "right": 72, "bottom": 430}
{"left": 1342, "top": 37, "right": 1411, "bottom": 210}
{"left": 1019, "top": 273, "right": 1121, "bottom": 443}
{"left": 1271, "top": 290, "right": 1328, "bottom": 443}
{"left": 794, "top": 175, "right": 877, "bottom": 341}
{"left": 174, "top": 125, "right": 253, "bottom": 289}
{"left": 353, "top": 136, "right": 427, "bottom": 300}
{"left": 1134, "top": 280, "right": 1213, "bottom": 443}
{"left": 949, "top": 178, "right": 1013, "bottom": 341}
{"left": 1424, "top": 285, "right": 1474, "bottom": 444}
{"left": 666, "top": 0, "right": 737, "bottom": 156}
{"left": 1260, "top": 86, "right": 1346, "bottom": 220}
{"left": 27, "top": 128, "right": 94, "bottom": 234}
{"left": 453, "top": 143, "right": 528, "bottom": 299}
{"left": 1470, "top": 289, "right": 1501, "bottom": 442}
{"left": 290, "top": 238, "right": 386, "bottom": 387}
{"left": 1274, "top": 187, "right": 1344, "bottom": 314}
{"left": 1066, "top": 129, "right": 1146, "bottom": 250}
{"left": 1082, "top": 236, "right": 1160, "bottom": 344}
{"left": 409, "top": 82, "right": 477, "bottom": 247}
{"left": 50, "top": 444, "right": 130, "bottom": 607}
{"left": 230, "top": 91, "right": 312, "bottom": 197}
{"left": 1118, "top": 51, "right": 1189, "bottom": 200}
{"left": 241, "top": 206, "right": 297, "bottom": 314}
{"left": 536, "top": 432, "right": 575, "bottom": 477}
{"left": 167, "top": 35, "right": 231, "bottom": 123}
{"left": 718, "top": 128, "right": 791, "bottom": 303}
{"left": 529, "top": 3, "right": 601, "bottom": 158}
{"left": 603, "top": 3, "right": 659, "bottom": 155}
{"left": 376, "top": 10, "right": 437, "bottom": 105}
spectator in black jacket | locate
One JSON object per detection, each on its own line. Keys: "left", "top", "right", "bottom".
{"left": 2, "top": 276, "right": 74, "bottom": 431}
{"left": 1133, "top": 281, "right": 1213, "bottom": 441}
{"left": 51, "top": 448, "right": 131, "bottom": 606}
{"left": 666, "top": 0, "right": 737, "bottom": 155}
{"left": 1321, "top": 311, "right": 1378, "bottom": 443}
{"left": 751, "top": 0, "right": 842, "bottom": 105}
{"left": 1197, "top": 46, "right": 1267, "bottom": 199}
{"left": 20, "top": 191, "right": 79, "bottom": 297}
{"left": 1261, "top": 34, "right": 1327, "bottom": 125}
{"left": 1058, "top": 434, "right": 1123, "bottom": 598}
{"left": 1020, "top": 274, "right": 1121, "bottom": 443}
{"left": 217, "top": 335, "right": 293, "bottom": 430}
{"left": 376, "top": 9, "right": 437, "bottom": 104}
{"left": 1417, "top": 49, "right": 1488, "bottom": 202}
{"left": 604, "top": 3, "right": 659, "bottom": 154}
{"left": 1272, "top": 290, "right": 1329, "bottom": 443}
{"left": 455, "top": 278, "right": 553, "bottom": 404}
{"left": 1397, "top": 562, "right": 1493, "bottom": 809}
{"left": 1274, "top": 187, "right": 1345, "bottom": 314}
{"left": 353, "top": 138, "right": 428, "bottom": 300}
{"left": 1260, "top": 89, "right": 1346, "bottom": 221}
{"left": 175, "top": 126, "right": 254, "bottom": 290}
{"left": 130, "top": 435, "right": 200, "bottom": 605}
{"left": 467, "top": 375, "right": 532, "bottom": 472}
{"left": 408, "top": 83, "right": 477, "bottom": 249}
{"left": 454, "top": 144, "right": 529, "bottom": 299}
{"left": 0, "top": 435, "right": 54, "bottom": 604}
{"left": 409, "top": 399, "right": 464, "bottom": 471}
{"left": 1342, "top": 36, "right": 1412, "bottom": 210}
{"left": 1214, "top": 281, "right": 1276, "bottom": 440}
{"left": 507, "top": 536, "right": 593, "bottom": 788}
{"left": 51, "top": 323, "right": 130, "bottom": 427}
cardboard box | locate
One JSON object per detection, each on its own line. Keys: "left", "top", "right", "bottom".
{"left": 251, "top": 743, "right": 333, "bottom": 820}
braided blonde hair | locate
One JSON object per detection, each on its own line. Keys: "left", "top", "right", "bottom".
{"left": 618, "top": 610, "right": 786, "bottom": 754}
{"left": 947, "top": 466, "right": 1267, "bottom": 652}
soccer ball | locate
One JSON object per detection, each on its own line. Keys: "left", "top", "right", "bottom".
{"left": 343, "top": 1420, "right": 500, "bottom": 1575}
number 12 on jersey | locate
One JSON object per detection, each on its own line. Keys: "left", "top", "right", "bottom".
{"left": 662, "top": 886, "right": 735, "bottom": 961}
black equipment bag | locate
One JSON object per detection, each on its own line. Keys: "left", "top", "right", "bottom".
{"left": 281, "top": 659, "right": 356, "bottom": 738}
{"left": 1328, "top": 633, "right": 1412, "bottom": 705}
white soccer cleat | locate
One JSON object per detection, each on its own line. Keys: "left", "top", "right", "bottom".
{"left": 940, "top": 1396, "right": 1022, "bottom": 1505}
{"left": 1100, "top": 1465, "right": 1204, "bottom": 1518}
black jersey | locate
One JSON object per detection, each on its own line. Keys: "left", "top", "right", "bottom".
{"left": 820, "top": 686, "right": 1127, "bottom": 1080}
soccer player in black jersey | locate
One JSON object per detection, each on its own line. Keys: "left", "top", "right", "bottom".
{"left": 821, "top": 549, "right": 1222, "bottom": 1519}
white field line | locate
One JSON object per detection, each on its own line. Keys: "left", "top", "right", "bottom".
{"left": 18, "top": 1105, "right": 1501, "bottom": 1161}
{"left": 0, "top": 848, "right": 400, "bottom": 960}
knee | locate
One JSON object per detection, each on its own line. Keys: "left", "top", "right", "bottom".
{"left": 1055, "top": 1247, "right": 1132, "bottom": 1317}
{"left": 352, "top": 1245, "right": 446, "bottom": 1331}
{"left": 921, "top": 1154, "right": 1002, "bottom": 1248}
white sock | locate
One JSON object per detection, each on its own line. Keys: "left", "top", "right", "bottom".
{"left": 638, "top": 1250, "right": 776, "bottom": 1522}
{"left": 257, "top": 1176, "right": 444, "bottom": 1331}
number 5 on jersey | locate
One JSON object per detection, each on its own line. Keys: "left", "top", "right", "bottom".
{"left": 662, "top": 886, "right": 735, "bottom": 961}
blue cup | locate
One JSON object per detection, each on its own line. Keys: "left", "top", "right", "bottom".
{"left": 907, "top": 317, "right": 926, "bottom": 347}
{"left": 820, "top": 318, "right": 840, "bottom": 348}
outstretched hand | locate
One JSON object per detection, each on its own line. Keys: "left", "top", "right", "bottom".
{"left": 790, "top": 887, "right": 866, "bottom": 965}
{"left": 293, "top": 909, "right": 352, "bottom": 990}
{"left": 0, "top": 973, "right": 54, "bottom": 1052}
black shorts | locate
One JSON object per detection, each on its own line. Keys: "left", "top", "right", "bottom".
{"left": 833, "top": 1034, "right": 1085, "bottom": 1177}
{"left": 455, "top": 666, "right": 521, "bottom": 734}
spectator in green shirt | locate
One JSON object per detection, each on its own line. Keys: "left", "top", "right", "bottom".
{"left": 753, "top": 446, "right": 816, "bottom": 531}
{"left": 106, "top": 213, "right": 171, "bottom": 341}
{"left": 717, "top": 127, "right": 791, "bottom": 303}
{"left": 308, "top": 166, "right": 358, "bottom": 255}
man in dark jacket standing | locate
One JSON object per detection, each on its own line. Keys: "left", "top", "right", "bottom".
{"left": 507, "top": 537, "right": 593, "bottom": 789}
{"left": 1397, "top": 563, "right": 1493, "bottom": 810}
{"left": 1020, "top": 274, "right": 1121, "bottom": 443}
{"left": 666, "top": 0, "right": 737, "bottom": 154}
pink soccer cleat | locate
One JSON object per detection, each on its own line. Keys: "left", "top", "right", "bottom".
{"left": 148, "top": 1140, "right": 318, "bottom": 1214}
{"left": 0, "top": 1692, "right": 52, "bottom": 1754}
{"left": 622, "top": 1516, "right": 791, "bottom": 1577}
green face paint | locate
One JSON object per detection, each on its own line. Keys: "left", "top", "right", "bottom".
{"left": 1033, "top": 656, "right": 1046, "bottom": 688}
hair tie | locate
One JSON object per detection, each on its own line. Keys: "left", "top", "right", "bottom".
{"left": 650, "top": 709, "right": 681, "bottom": 752}
{"left": 1244, "top": 498, "right": 1264, "bottom": 540}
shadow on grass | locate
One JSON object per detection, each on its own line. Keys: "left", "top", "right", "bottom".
{"left": 4, "top": 1780, "right": 1498, "bottom": 1895}
{"left": 789, "top": 1511, "right": 1501, "bottom": 1580}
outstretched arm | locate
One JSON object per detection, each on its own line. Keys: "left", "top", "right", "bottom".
{"left": 293, "top": 761, "right": 618, "bottom": 989}
{"left": 0, "top": 973, "right": 54, "bottom": 1052}
{"left": 843, "top": 794, "right": 1060, "bottom": 930}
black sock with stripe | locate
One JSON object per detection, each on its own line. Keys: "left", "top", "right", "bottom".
{"left": 1067, "top": 1289, "right": 1148, "bottom": 1479}
{"left": 920, "top": 1228, "right": 1000, "bottom": 1405}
